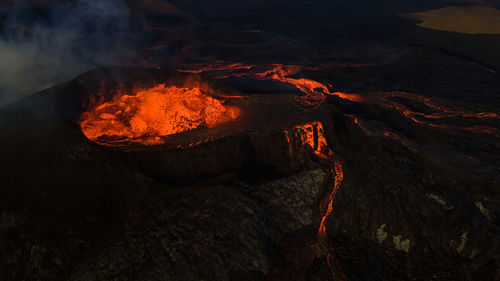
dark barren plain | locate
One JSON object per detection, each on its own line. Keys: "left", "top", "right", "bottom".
{"left": 0, "top": 1, "right": 499, "bottom": 280}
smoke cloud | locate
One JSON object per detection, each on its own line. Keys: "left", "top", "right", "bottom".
{"left": 0, "top": 0, "right": 142, "bottom": 106}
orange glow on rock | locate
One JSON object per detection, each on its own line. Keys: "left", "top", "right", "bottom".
{"left": 291, "top": 121, "right": 331, "bottom": 159}
{"left": 256, "top": 65, "right": 364, "bottom": 105}
{"left": 179, "top": 62, "right": 362, "bottom": 107}
{"left": 180, "top": 61, "right": 499, "bottom": 136}
{"left": 290, "top": 121, "right": 346, "bottom": 280}
{"left": 318, "top": 157, "right": 346, "bottom": 281}
{"left": 80, "top": 84, "right": 240, "bottom": 146}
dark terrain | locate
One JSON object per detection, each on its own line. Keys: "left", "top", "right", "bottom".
{"left": 0, "top": 1, "right": 499, "bottom": 280}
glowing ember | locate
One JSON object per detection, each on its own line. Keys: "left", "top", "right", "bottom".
{"left": 80, "top": 84, "right": 240, "bottom": 146}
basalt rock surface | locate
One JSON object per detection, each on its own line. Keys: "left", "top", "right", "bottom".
{"left": 2, "top": 3, "right": 500, "bottom": 280}
{"left": 323, "top": 96, "right": 500, "bottom": 281}
{"left": 0, "top": 68, "right": 342, "bottom": 281}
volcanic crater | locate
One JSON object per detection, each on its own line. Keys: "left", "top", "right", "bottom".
{"left": 1, "top": 1, "right": 500, "bottom": 281}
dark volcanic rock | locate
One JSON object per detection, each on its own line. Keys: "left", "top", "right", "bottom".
{"left": 324, "top": 100, "right": 500, "bottom": 281}
{"left": 0, "top": 67, "right": 338, "bottom": 281}
{"left": 2, "top": 5, "right": 500, "bottom": 279}
{"left": 1, "top": 61, "right": 500, "bottom": 281}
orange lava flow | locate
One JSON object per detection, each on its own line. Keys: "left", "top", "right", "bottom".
{"left": 318, "top": 159, "right": 343, "bottom": 242}
{"left": 179, "top": 61, "right": 499, "bottom": 136}
{"left": 319, "top": 158, "right": 346, "bottom": 281}
{"left": 255, "top": 64, "right": 364, "bottom": 106}
{"left": 378, "top": 91, "right": 500, "bottom": 136}
{"left": 80, "top": 84, "right": 240, "bottom": 146}
{"left": 290, "top": 121, "right": 346, "bottom": 280}
{"left": 179, "top": 62, "right": 363, "bottom": 107}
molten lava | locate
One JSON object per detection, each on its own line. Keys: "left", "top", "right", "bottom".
{"left": 179, "top": 61, "right": 499, "bottom": 137}
{"left": 178, "top": 62, "right": 364, "bottom": 108}
{"left": 291, "top": 121, "right": 331, "bottom": 159}
{"left": 80, "top": 84, "right": 240, "bottom": 146}
{"left": 318, "top": 157, "right": 346, "bottom": 281}
{"left": 285, "top": 121, "right": 346, "bottom": 280}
